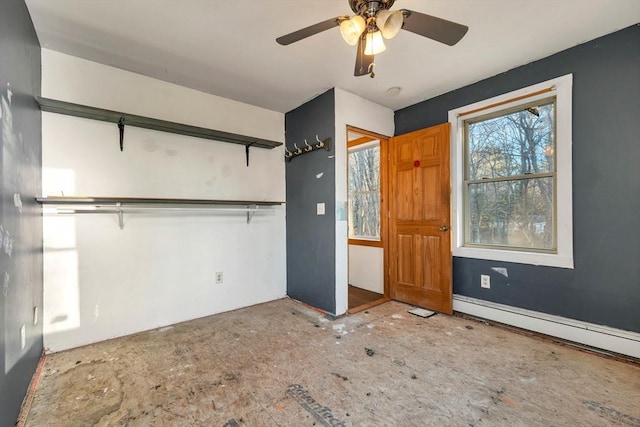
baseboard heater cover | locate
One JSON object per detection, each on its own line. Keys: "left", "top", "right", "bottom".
{"left": 453, "top": 295, "right": 640, "bottom": 359}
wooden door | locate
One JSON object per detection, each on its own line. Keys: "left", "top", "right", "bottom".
{"left": 389, "top": 124, "right": 452, "bottom": 314}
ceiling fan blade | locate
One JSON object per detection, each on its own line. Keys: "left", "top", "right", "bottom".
{"left": 401, "top": 9, "right": 468, "bottom": 46}
{"left": 354, "top": 34, "right": 374, "bottom": 77}
{"left": 276, "top": 17, "right": 343, "bottom": 45}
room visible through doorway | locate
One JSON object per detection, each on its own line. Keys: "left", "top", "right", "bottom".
{"left": 346, "top": 126, "right": 389, "bottom": 313}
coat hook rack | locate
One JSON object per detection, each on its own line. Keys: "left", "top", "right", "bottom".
{"left": 285, "top": 136, "right": 331, "bottom": 162}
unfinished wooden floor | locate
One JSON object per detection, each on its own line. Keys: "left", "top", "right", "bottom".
{"left": 348, "top": 285, "right": 384, "bottom": 311}
{"left": 25, "top": 299, "right": 640, "bottom": 426}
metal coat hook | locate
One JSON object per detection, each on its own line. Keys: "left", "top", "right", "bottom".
{"left": 117, "top": 117, "right": 125, "bottom": 151}
{"left": 284, "top": 137, "right": 332, "bottom": 162}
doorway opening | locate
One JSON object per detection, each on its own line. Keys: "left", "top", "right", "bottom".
{"left": 346, "top": 126, "right": 390, "bottom": 313}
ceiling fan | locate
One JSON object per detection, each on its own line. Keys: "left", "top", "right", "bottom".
{"left": 276, "top": 0, "right": 468, "bottom": 78}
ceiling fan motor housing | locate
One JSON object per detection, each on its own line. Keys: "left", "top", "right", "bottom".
{"left": 349, "top": 0, "right": 395, "bottom": 18}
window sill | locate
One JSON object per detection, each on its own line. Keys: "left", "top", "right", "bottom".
{"left": 348, "top": 238, "right": 383, "bottom": 248}
{"left": 453, "top": 246, "right": 574, "bottom": 269}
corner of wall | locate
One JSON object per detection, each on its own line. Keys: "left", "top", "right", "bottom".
{"left": 0, "top": 0, "right": 43, "bottom": 424}
{"left": 285, "top": 89, "right": 337, "bottom": 314}
{"left": 333, "top": 88, "right": 394, "bottom": 315}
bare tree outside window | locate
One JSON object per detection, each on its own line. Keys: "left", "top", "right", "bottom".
{"left": 348, "top": 143, "right": 380, "bottom": 239}
{"left": 464, "top": 98, "right": 556, "bottom": 251}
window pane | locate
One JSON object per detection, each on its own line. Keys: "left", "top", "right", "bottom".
{"left": 349, "top": 192, "right": 380, "bottom": 238}
{"left": 467, "top": 101, "right": 555, "bottom": 180}
{"left": 348, "top": 144, "right": 380, "bottom": 239}
{"left": 466, "top": 177, "right": 554, "bottom": 250}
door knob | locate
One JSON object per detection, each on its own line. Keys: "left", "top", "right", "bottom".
{"left": 439, "top": 225, "right": 449, "bottom": 231}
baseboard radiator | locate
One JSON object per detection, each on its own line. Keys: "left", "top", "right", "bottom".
{"left": 453, "top": 295, "right": 640, "bottom": 359}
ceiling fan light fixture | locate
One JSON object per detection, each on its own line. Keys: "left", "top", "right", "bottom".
{"left": 365, "top": 30, "right": 386, "bottom": 55}
{"left": 339, "top": 15, "right": 366, "bottom": 46}
{"left": 275, "top": 1, "right": 469, "bottom": 78}
{"left": 376, "top": 10, "right": 403, "bottom": 39}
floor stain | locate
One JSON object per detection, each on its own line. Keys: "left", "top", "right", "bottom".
{"left": 331, "top": 372, "right": 348, "bottom": 381}
{"left": 583, "top": 400, "right": 640, "bottom": 426}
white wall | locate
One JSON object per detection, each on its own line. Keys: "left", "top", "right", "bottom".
{"left": 334, "top": 88, "right": 394, "bottom": 315}
{"left": 42, "top": 50, "right": 286, "bottom": 352}
{"left": 348, "top": 245, "right": 384, "bottom": 294}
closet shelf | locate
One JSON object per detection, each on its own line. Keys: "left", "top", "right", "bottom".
{"left": 36, "top": 97, "right": 282, "bottom": 150}
{"left": 36, "top": 196, "right": 283, "bottom": 228}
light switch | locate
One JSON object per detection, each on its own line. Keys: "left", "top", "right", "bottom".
{"left": 317, "top": 203, "right": 325, "bottom": 215}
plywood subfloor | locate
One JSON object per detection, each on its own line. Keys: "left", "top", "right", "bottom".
{"left": 25, "top": 299, "right": 640, "bottom": 426}
{"left": 348, "top": 285, "right": 384, "bottom": 310}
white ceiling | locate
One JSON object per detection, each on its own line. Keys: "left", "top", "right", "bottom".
{"left": 25, "top": 0, "right": 640, "bottom": 113}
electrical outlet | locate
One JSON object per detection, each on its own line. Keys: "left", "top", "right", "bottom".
{"left": 481, "top": 274, "right": 491, "bottom": 289}
{"left": 215, "top": 272, "right": 223, "bottom": 284}
{"left": 33, "top": 306, "right": 39, "bottom": 325}
{"left": 20, "top": 324, "right": 26, "bottom": 350}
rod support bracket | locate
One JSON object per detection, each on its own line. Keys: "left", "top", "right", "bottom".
{"left": 246, "top": 205, "right": 258, "bottom": 224}
{"left": 116, "top": 202, "right": 124, "bottom": 229}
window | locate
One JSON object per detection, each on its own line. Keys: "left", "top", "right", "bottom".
{"left": 449, "top": 75, "right": 573, "bottom": 268}
{"left": 348, "top": 140, "right": 380, "bottom": 241}
{"left": 465, "top": 97, "right": 556, "bottom": 251}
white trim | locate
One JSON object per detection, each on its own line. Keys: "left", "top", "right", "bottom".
{"left": 453, "top": 295, "right": 640, "bottom": 358}
{"left": 348, "top": 139, "right": 380, "bottom": 152}
{"left": 449, "top": 74, "right": 574, "bottom": 269}
{"left": 348, "top": 140, "right": 382, "bottom": 241}
{"left": 334, "top": 88, "right": 395, "bottom": 316}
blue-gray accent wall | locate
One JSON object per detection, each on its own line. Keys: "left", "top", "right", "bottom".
{"left": 395, "top": 24, "right": 640, "bottom": 333}
{"left": 0, "top": 0, "right": 43, "bottom": 425}
{"left": 285, "top": 89, "right": 337, "bottom": 314}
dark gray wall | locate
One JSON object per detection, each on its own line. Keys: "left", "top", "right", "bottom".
{"left": 0, "top": 0, "right": 43, "bottom": 425}
{"left": 285, "top": 90, "right": 336, "bottom": 314}
{"left": 395, "top": 24, "right": 640, "bottom": 332}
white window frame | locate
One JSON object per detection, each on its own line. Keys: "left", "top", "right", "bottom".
{"left": 449, "top": 74, "right": 573, "bottom": 269}
{"left": 348, "top": 139, "right": 381, "bottom": 242}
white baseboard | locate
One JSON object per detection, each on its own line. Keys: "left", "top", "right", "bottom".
{"left": 453, "top": 295, "right": 640, "bottom": 359}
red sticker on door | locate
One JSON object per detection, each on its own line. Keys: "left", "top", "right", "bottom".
{"left": 414, "top": 160, "right": 420, "bottom": 167}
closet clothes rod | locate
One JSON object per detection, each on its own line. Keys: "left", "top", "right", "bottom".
{"left": 36, "top": 196, "right": 283, "bottom": 228}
